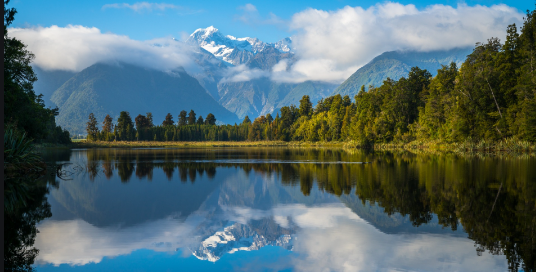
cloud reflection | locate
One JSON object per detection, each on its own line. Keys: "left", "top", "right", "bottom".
{"left": 35, "top": 203, "right": 507, "bottom": 271}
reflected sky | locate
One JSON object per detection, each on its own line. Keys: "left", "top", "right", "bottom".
{"left": 34, "top": 148, "right": 534, "bottom": 271}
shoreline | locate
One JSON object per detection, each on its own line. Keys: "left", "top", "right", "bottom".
{"left": 35, "top": 139, "right": 536, "bottom": 155}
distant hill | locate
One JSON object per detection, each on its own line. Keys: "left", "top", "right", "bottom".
{"left": 32, "top": 66, "right": 76, "bottom": 108}
{"left": 51, "top": 62, "right": 239, "bottom": 135}
{"left": 333, "top": 47, "right": 473, "bottom": 98}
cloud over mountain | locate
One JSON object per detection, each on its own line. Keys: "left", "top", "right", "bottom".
{"left": 8, "top": 25, "right": 195, "bottom": 72}
{"left": 275, "top": 2, "right": 524, "bottom": 83}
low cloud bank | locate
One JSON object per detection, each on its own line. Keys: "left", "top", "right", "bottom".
{"left": 8, "top": 25, "right": 194, "bottom": 72}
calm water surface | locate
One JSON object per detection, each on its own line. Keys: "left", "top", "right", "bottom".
{"left": 22, "top": 148, "right": 536, "bottom": 271}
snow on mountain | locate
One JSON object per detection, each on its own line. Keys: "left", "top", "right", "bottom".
{"left": 190, "top": 222, "right": 293, "bottom": 262}
{"left": 187, "top": 26, "right": 292, "bottom": 65}
{"left": 274, "top": 37, "right": 293, "bottom": 53}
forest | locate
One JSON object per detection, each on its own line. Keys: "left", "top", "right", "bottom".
{"left": 86, "top": 7, "right": 536, "bottom": 145}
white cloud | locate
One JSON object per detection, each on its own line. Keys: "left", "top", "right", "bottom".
{"left": 220, "top": 64, "right": 270, "bottom": 83}
{"left": 272, "top": 2, "right": 524, "bottom": 83}
{"left": 8, "top": 25, "right": 195, "bottom": 72}
{"left": 291, "top": 217, "right": 508, "bottom": 272}
{"left": 102, "top": 2, "right": 181, "bottom": 12}
{"left": 34, "top": 216, "right": 204, "bottom": 266}
{"left": 34, "top": 202, "right": 509, "bottom": 270}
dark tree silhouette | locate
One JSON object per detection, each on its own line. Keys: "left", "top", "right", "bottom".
{"left": 205, "top": 113, "right": 216, "bottom": 125}
{"left": 188, "top": 110, "right": 196, "bottom": 125}
{"left": 162, "top": 113, "right": 174, "bottom": 126}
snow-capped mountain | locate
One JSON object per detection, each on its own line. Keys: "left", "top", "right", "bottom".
{"left": 186, "top": 26, "right": 293, "bottom": 65}
{"left": 191, "top": 222, "right": 294, "bottom": 262}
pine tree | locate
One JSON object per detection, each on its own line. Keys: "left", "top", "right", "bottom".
{"left": 162, "top": 113, "right": 174, "bottom": 126}
{"left": 205, "top": 113, "right": 216, "bottom": 125}
{"left": 146, "top": 112, "right": 154, "bottom": 127}
{"left": 102, "top": 114, "right": 113, "bottom": 133}
{"left": 299, "top": 95, "right": 313, "bottom": 118}
{"left": 242, "top": 116, "right": 251, "bottom": 124}
{"left": 86, "top": 113, "right": 99, "bottom": 141}
{"left": 188, "top": 110, "right": 196, "bottom": 125}
{"left": 116, "top": 111, "right": 134, "bottom": 141}
{"left": 178, "top": 110, "right": 187, "bottom": 126}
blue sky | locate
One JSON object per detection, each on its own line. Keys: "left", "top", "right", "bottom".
{"left": 10, "top": 0, "right": 534, "bottom": 42}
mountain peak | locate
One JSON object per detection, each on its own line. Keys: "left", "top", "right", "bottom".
{"left": 187, "top": 26, "right": 293, "bottom": 65}
{"left": 193, "top": 26, "right": 219, "bottom": 36}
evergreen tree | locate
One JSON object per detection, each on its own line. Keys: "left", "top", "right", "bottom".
{"left": 242, "top": 116, "right": 251, "bottom": 124}
{"left": 205, "top": 113, "right": 216, "bottom": 125}
{"left": 86, "top": 113, "right": 99, "bottom": 141}
{"left": 135, "top": 114, "right": 150, "bottom": 140}
{"left": 197, "top": 116, "right": 204, "bottom": 125}
{"left": 162, "top": 113, "right": 174, "bottom": 126}
{"left": 299, "top": 95, "right": 313, "bottom": 118}
{"left": 188, "top": 110, "right": 196, "bottom": 125}
{"left": 116, "top": 111, "right": 134, "bottom": 141}
{"left": 102, "top": 114, "right": 113, "bottom": 133}
{"left": 178, "top": 110, "right": 187, "bottom": 126}
{"left": 266, "top": 113, "right": 274, "bottom": 124}
{"left": 146, "top": 112, "right": 154, "bottom": 127}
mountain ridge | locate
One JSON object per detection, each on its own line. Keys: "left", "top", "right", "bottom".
{"left": 333, "top": 47, "right": 473, "bottom": 97}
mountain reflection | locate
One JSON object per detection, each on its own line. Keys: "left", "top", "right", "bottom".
{"left": 35, "top": 148, "right": 535, "bottom": 271}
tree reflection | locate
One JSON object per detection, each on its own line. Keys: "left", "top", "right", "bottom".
{"left": 80, "top": 148, "right": 535, "bottom": 271}
{"left": 4, "top": 181, "right": 51, "bottom": 272}
{"left": 5, "top": 148, "right": 71, "bottom": 271}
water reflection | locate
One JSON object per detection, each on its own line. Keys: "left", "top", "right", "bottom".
{"left": 32, "top": 148, "right": 535, "bottom": 272}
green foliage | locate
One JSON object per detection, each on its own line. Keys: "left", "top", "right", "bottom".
{"left": 86, "top": 113, "right": 99, "bottom": 141}
{"left": 197, "top": 116, "right": 204, "bottom": 125}
{"left": 188, "top": 110, "right": 196, "bottom": 125}
{"left": 242, "top": 115, "right": 251, "bottom": 124}
{"left": 163, "top": 113, "right": 174, "bottom": 126}
{"left": 4, "top": 0, "right": 69, "bottom": 143}
{"left": 178, "top": 110, "right": 187, "bottom": 126}
{"left": 205, "top": 113, "right": 216, "bottom": 125}
{"left": 115, "top": 111, "right": 135, "bottom": 141}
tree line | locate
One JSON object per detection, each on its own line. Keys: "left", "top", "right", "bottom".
{"left": 87, "top": 8, "right": 535, "bottom": 144}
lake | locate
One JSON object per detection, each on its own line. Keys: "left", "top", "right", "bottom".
{"left": 12, "top": 147, "right": 536, "bottom": 271}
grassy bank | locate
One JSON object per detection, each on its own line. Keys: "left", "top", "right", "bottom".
{"left": 54, "top": 138, "right": 536, "bottom": 155}
{"left": 343, "top": 138, "right": 536, "bottom": 154}
{"left": 72, "top": 140, "right": 292, "bottom": 148}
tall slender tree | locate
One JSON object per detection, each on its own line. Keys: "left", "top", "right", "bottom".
{"left": 197, "top": 116, "right": 204, "bottom": 125}
{"left": 178, "top": 110, "right": 187, "bottom": 126}
{"left": 188, "top": 110, "right": 196, "bottom": 125}
{"left": 102, "top": 114, "right": 113, "bottom": 133}
{"left": 86, "top": 113, "right": 99, "bottom": 141}
{"left": 146, "top": 112, "right": 154, "bottom": 127}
